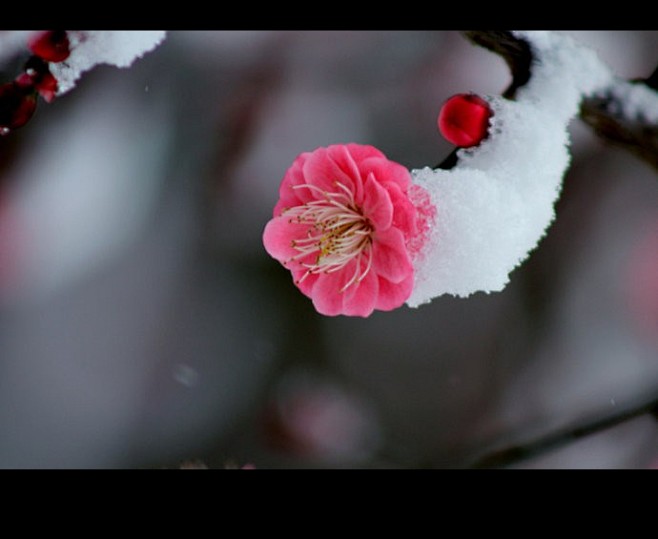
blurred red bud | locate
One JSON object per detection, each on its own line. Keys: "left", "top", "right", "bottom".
{"left": 28, "top": 31, "right": 71, "bottom": 63}
{"left": 0, "top": 82, "right": 37, "bottom": 133}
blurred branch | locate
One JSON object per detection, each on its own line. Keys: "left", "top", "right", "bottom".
{"left": 644, "top": 64, "right": 658, "bottom": 90}
{"left": 471, "top": 394, "right": 658, "bottom": 468}
{"left": 580, "top": 84, "right": 658, "bottom": 171}
{"left": 462, "top": 30, "right": 658, "bottom": 173}
{"left": 462, "top": 31, "right": 532, "bottom": 99}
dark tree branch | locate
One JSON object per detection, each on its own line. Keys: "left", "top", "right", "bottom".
{"left": 644, "top": 64, "right": 658, "bottom": 90}
{"left": 436, "top": 147, "right": 459, "bottom": 170}
{"left": 580, "top": 87, "right": 658, "bottom": 171}
{"left": 461, "top": 30, "right": 658, "bottom": 173}
{"left": 463, "top": 31, "right": 532, "bottom": 99}
{"left": 471, "top": 394, "right": 658, "bottom": 468}
{"left": 452, "top": 31, "right": 658, "bottom": 468}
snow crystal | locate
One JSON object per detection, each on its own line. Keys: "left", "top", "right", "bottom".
{"left": 407, "top": 31, "right": 613, "bottom": 307}
{"left": 51, "top": 31, "right": 166, "bottom": 95}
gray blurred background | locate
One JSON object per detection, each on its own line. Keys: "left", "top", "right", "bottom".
{"left": 0, "top": 31, "right": 657, "bottom": 468}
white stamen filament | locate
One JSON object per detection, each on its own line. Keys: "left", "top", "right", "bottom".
{"left": 285, "top": 182, "right": 374, "bottom": 291}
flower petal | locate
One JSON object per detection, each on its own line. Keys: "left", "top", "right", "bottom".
{"left": 275, "top": 152, "right": 314, "bottom": 213}
{"left": 310, "top": 258, "right": 379, "bottom": 317}
{"left": 376, "top": 273, "right": 414, "bottom": 311}
{"left": 372, "top": 227, "right": 414, "bottom": 283}
{"left": 262, "top": 215, "right": 312, "bottom": 265}
{"left": 292, "top": 268, "right": 319, "bottom": 298}
{"left": 303, "top": 147, "right": 359, "bottom": 199}
{"left": 342, "top": 266, "right": 379, "bottom": 317}
{"left": 384, "top": 181, "right": 418, "bottom": 239}
{"left": 362, "top": 172, "right": 393, "bottom": 230}
{"left": 327, "top": 144, "right": 385, "bottom": 203}
{"left": 360, "top": 156, "right": 411, "bottom": 190}
{"left": 310, "top": 269, "right": 348, "bottom": 316}
{"left": 342, "top": 143, "right": 385, "bottom": 163}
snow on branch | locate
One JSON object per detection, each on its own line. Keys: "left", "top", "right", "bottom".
{"left": 51, "top": 31, "right": 166, "bottom": 95}
{"left": 0, "top": 32, "right": 166, "bottom": 96}
{"left": 407, "top": 31, "right": 613, "bottom": 307}
{"left": 581, "top": 79, "right": 658, "bottom": 170}
{"left": 465, "top": 30, "right": 658, "bottom": 172}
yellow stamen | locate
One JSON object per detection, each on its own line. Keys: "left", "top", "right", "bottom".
{"left": 286, "top": 182, "right": 373, "bottom": 290}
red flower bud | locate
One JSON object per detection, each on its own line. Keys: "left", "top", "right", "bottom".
{"left": 14, "top": 73, "right": 36, "bottom": 91}
{"left": 438, "top": 93, "right": 492, "bottom": 148}
{"left": 35, "top": 72, "right": 58, "bottom": 103}
{"left": 0, "top": 82, "right": 37, "bottom": 134}
{"left": 18, "top": 56, "right": 59, "bottom": 103}
{"left": 28, "top": 31, "right": 71, "bottom": 63}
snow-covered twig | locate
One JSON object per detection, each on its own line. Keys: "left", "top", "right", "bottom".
{"left": 464, "top": 30, "right": 658, "bottom": 172}
{"left": 581, "top": 81, "right": 658, "bottom": 171}
{"left": 50, "top": 31, "right": 166, "bottom": 96}
{"left": 407, "top": 31, "right": 612, "bottom": 306}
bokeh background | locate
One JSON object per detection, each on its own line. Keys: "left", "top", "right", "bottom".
{"left": 0, "top": 30, "right": 657, "bottom": 468}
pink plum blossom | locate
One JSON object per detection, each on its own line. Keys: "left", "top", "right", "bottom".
{"left": 263, "top": 143, "right": 425, "bottom": 317}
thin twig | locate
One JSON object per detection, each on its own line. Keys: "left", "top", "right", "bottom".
{"left": 643, "top": 64, "right": 658, "bottom": 90}
{"left": 463, "top": 30, "right": 532, "bottom": 99}
{"left": 580, "top": 88, "right": 658, "bottom": 171}
{"left": 471, "top": 394, "right": 658, "bottom": 468}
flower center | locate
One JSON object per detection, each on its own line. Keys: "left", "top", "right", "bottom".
{"left": 284, "top": 182, "right": 373, "bottom": 292}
